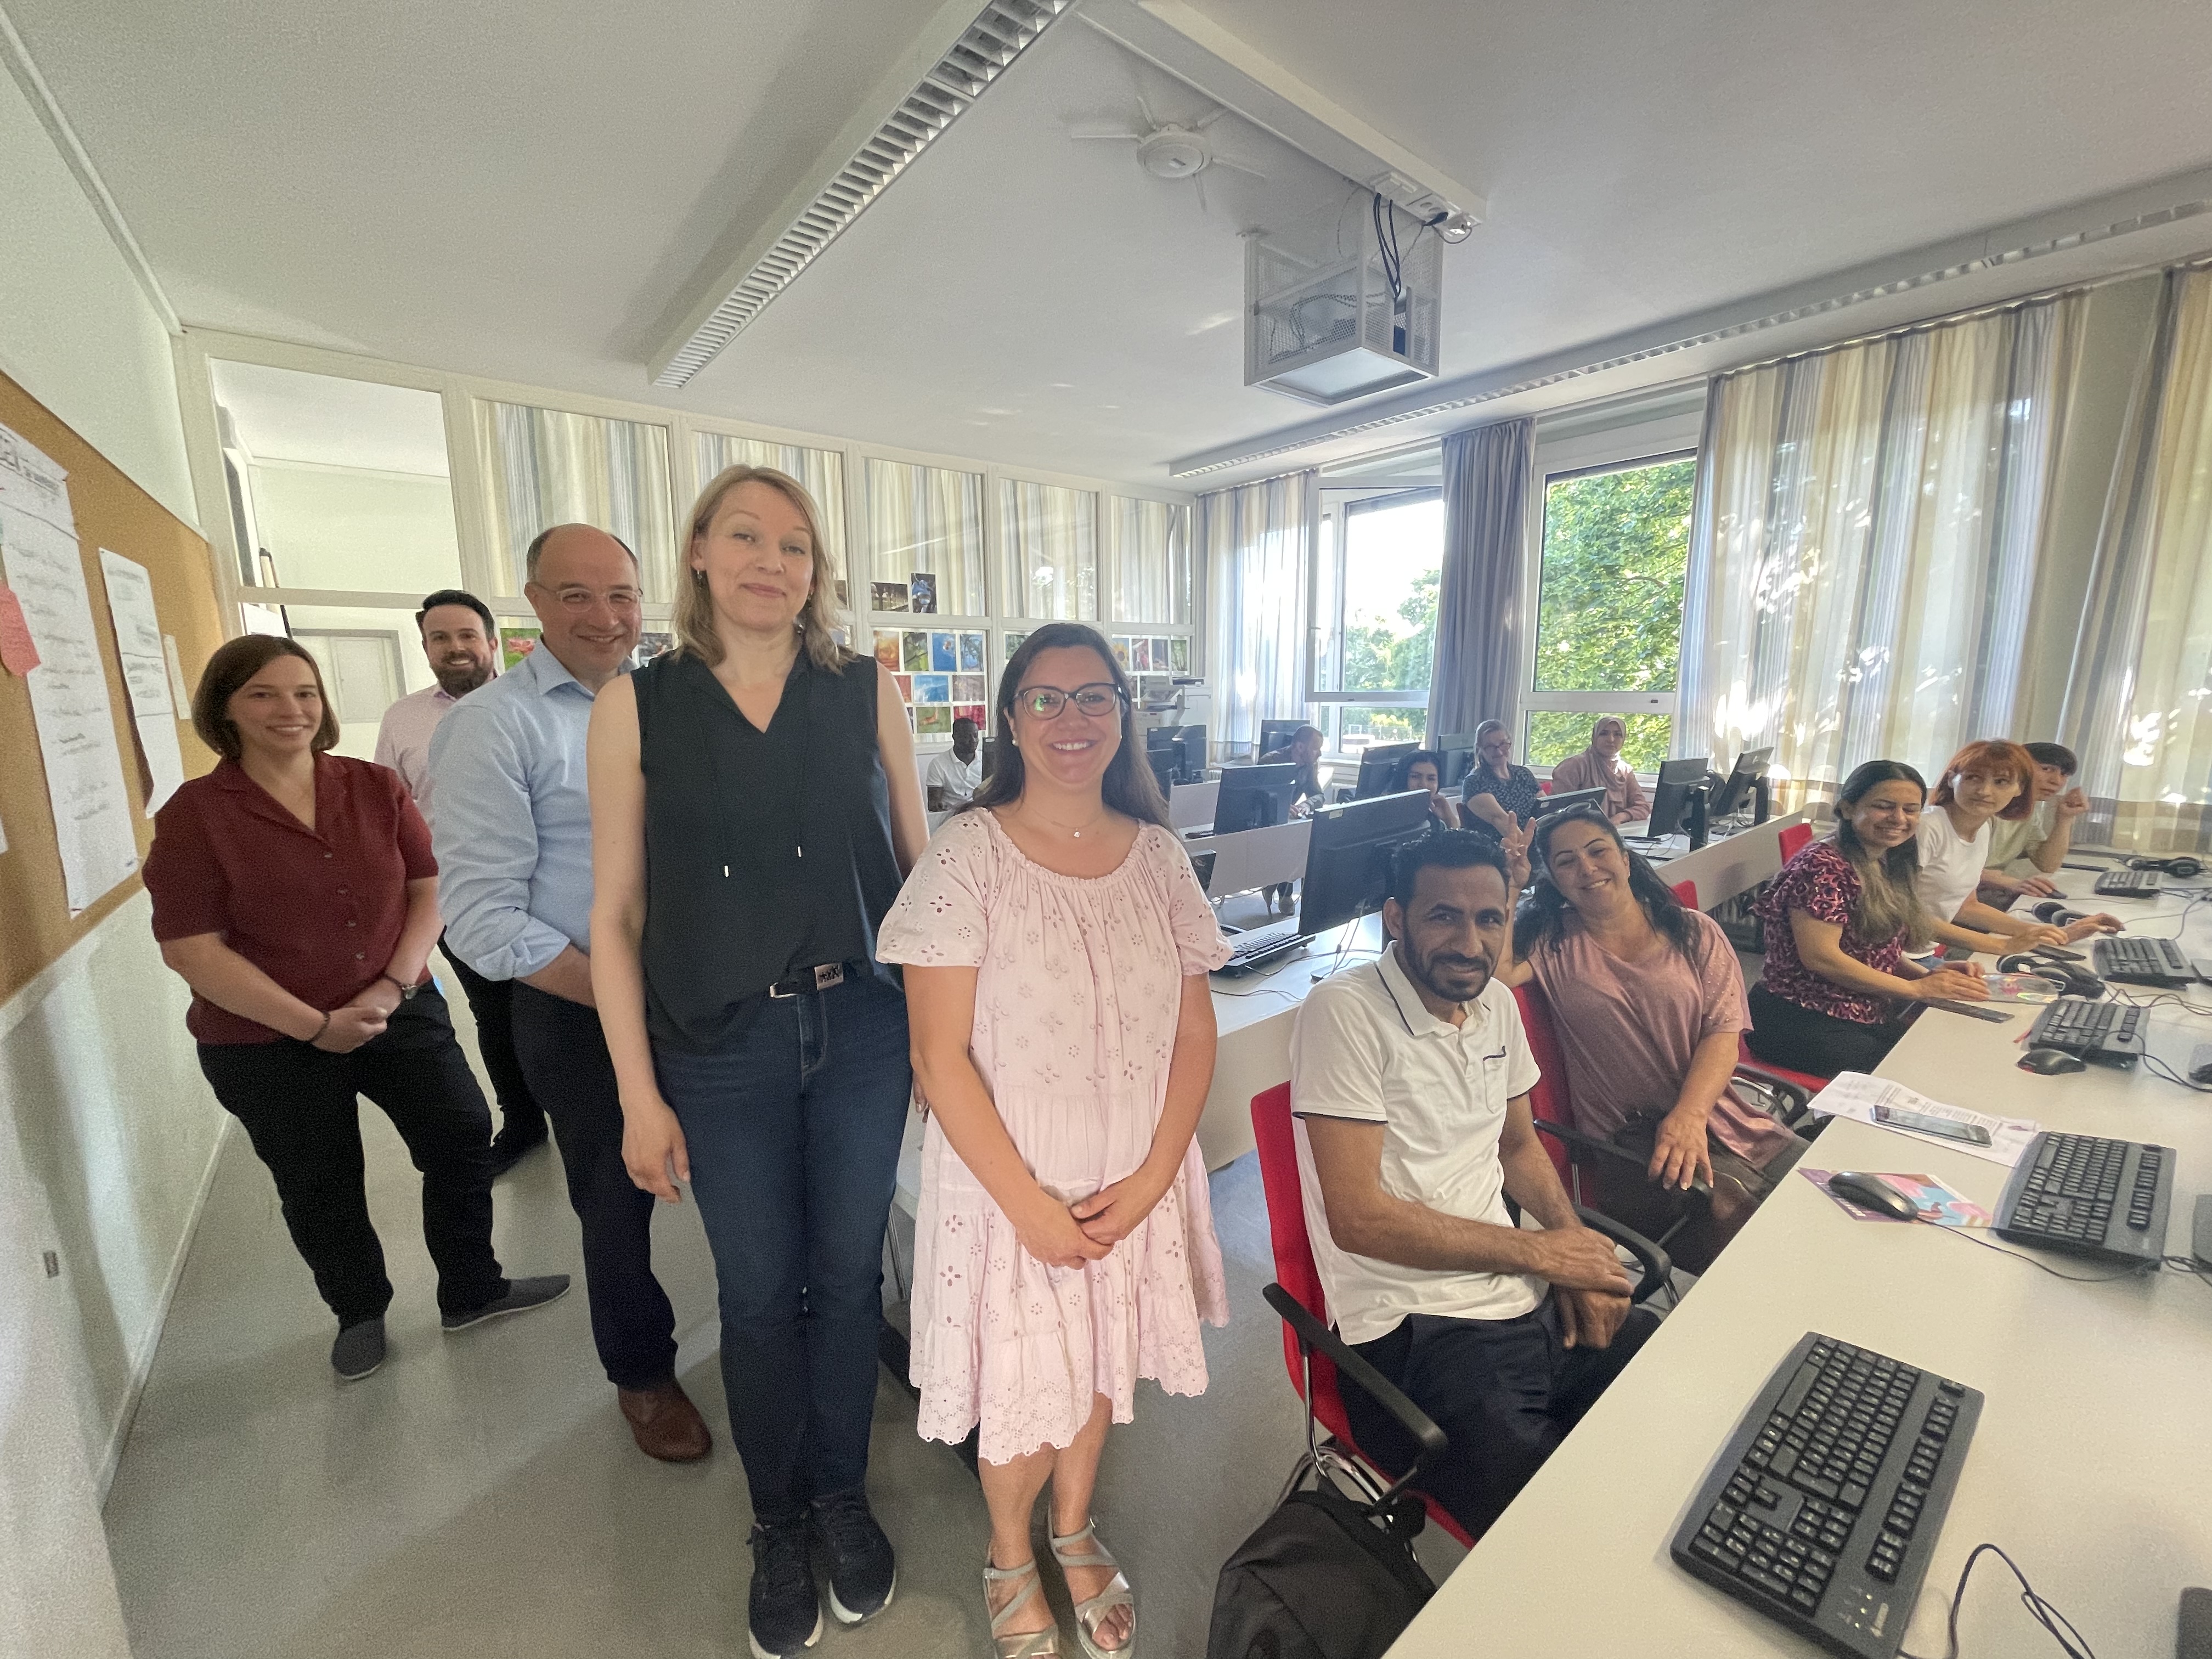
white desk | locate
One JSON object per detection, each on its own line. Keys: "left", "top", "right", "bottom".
{"left": 1385, "top": 875, "right": 2212, "bottom": 1658}
{"left": 1185, "top": 818, "right": 1313, "bottom": 902}
{"left": 1627, "top": 810, "right": 1810, "bottom": 910}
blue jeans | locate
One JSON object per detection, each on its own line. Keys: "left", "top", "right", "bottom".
{"left": 654, "top": 971, "right": 911, "bottom": 1523}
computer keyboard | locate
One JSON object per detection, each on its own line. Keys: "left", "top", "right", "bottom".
{"left": 1215, "top": 917, "right": 1303, "bottom": 975}
{"left": 2094, "top": 934, "right": 2194, "bottom": 986}
{"left": 1993, "top": 1131, "right": 2174, "bottom": 1266}
{"left": 2093, "top": 867, "right": 2162, "bottom": 897}
{"left": 2027, "top": 996, "right": 2146, "bottom": 1065}
{"left": 1672, "top": 1333, "right": 1980, "bottom": 1659}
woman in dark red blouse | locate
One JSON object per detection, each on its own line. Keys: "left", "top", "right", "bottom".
{"left": 1747, "top": 760, "right": 1990, "bottom": 1078}
{"left": 145, "top": 636, "right": 565, "bottom": 1381}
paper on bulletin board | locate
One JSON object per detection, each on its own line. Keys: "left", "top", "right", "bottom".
{"left": 162, "top": 633, "right": 192, "bottom": 713}
{"left": 98, "top": 549, "right": 185, "bottom": 815}
{"left": 0, "top": 423, "right": 139, "bottom": 912}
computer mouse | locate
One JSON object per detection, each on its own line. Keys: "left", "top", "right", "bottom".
{"left": 1826, "top": 1171, "right": 1922, "bottom": 1221}
{"left": 2018, "top": 1046, "right": 2088, "bottom": 1076}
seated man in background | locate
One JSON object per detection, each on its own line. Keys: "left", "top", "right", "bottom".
{"left": 926, "top": 715, "right": 982, "bottom": 812}
{"left": 1977, "top": 741, "right": 2090, "bottom": 904}
{"left": 1289, "top": 831, "right": 1659, "bottom": 1536}
{"left": 1261, "top": 723, "right": 1327, "bottom": 912}
{"left": 1547, "top": 715, "right": 1649, "bottom": 825}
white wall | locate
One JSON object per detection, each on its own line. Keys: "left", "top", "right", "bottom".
{"left": 0, "top": 55, "right": 219, "bottom": 1659}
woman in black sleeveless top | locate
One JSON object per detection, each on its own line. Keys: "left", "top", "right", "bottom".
{"left": 589, "top": 466, "right": 927, "bottom": 1659}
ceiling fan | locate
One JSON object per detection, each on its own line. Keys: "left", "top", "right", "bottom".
{"left": 1066, "top": 96, "right": 1268, "bottom": 212}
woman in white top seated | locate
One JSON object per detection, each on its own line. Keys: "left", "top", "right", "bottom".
{"left": 1915, "top": 740, "right": 2117, "bottom": 954}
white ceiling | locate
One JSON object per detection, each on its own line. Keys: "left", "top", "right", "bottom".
{"left": 16, "top": 0, "right": 2212, "bottom": 489}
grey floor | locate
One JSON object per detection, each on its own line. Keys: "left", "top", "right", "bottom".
{"left": 100, "top": 1002, "right": 1465, "bottom": 1658}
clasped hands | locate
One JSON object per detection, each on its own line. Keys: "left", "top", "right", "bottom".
{"left": 1014, "top": 1166, "right": 1174, "bottom": 1269}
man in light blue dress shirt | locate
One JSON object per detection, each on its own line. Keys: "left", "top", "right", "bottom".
{"left": 430, "top": 524, "right": 709, "bottom": 1463}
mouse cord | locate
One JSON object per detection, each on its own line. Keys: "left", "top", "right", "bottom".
{"left": 1920, "top": 1218, "right": 2159, "bottom": 1283}
{"left": 1897, "top": 1542, "right": 2097, "bottom": 1659}
{"left": 2140, "top": 1053, "right": 2212, "bottom": 1093}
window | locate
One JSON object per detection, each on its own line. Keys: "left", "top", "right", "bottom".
{"left": 864, "top": 459, "right": 985, "bottom": 618}
{"left": 1523, "top": 454, "right": 1694, "bottom": 772}
{"left": 1104, "top": 496, "right": 1191, "bottom": 624}
{"left": 695, "top": 432, "right": 848, "bottom": 574}
{"left": 1311, "top": 489, "right": 1442, "bottom": 749}
{"left": 1000, "top": 479, "right": 1096, "bottom": 620}
{"left": 475, "top": 401, "right": 676, "bottom": 600}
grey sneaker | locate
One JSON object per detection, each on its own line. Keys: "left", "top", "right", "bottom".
{"left": 440, "top": 1274, "right": 571, "bottom": 1331}
{"left": 330, "top": 1317, "right": 386, "bottom": 1381}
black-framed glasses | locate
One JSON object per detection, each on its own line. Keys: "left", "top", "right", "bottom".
{"left": 1014, "top": 682, "right": 1125, "bottom": 720}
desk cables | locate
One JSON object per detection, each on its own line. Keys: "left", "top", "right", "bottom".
{"left": 1898, "top": 1543, "right": 2096, "bottom": 1659}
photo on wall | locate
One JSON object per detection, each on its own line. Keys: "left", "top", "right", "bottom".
{"left": 633, "top": 631, "right": 675, "bottom": 667}
{"left": 1003, "top": 630, "right": 1029, "bottom": 662}
{"left": 902, "top": 631, "right": 930, "bottom": 672}
{"left": 916, "top": 704, "right": 952, "bottom": 736}
{"left": 952, "top": 674, "right": 985, "bottom": 702}
{"left": 1109, "top": 636, "right": 1131, "bottom": 669}
{"left": 1132, "top": 637, "right": 1152, "bottom": 670}
{"left": 958, "top": 631, "right": 985, "bottom": 672}
{"left": 871, "top": 582, "right": 910, "bottom": 613}
{"left": 894, "top": 674, "right": 913, "bottom": 702}
{"left": 929, "top": 632, "right": 958, "bottom": 672}
{"left": 913, "top": 673, "right": 951, "bottom": 704}
{"left": 499, "top": 625, "right": 540, "bottom": 669}
{"left": 874, "top": 630, "right": 901, "bottom": 669}
{"left": 909, "top": 571, "right": 938, "bottom": 614}
{"left": 1169, "top": 636, "right": 1189, "bottom": 673}
{"left": 954, "top": 703, "right": 986, "bottom": 727}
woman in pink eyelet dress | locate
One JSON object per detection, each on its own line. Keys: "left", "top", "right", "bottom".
{"left": 877, "top": 623, "right": 1228, "bottom": 1659}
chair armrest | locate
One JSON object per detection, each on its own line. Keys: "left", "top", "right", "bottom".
{"left": 1533, "top": 1115, "right": 1712, "bottom": 1198}
{"left": 1570, "top": 1207, "right": 1672, "bottom": 1304}
{"left": 1733, "top": 1064, "right": 1814, "bottom": 1126}
{"left": 1262, "top": 1283, "right": 1447, "bottom": 1487}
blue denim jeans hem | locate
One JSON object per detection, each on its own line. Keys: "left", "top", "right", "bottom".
{"left": 653, "top": 971, "right": 911, "bottom": 1522}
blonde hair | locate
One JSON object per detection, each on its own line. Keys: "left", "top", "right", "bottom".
{"left": 674, "top": 465, "right": 853, "bottom": 671}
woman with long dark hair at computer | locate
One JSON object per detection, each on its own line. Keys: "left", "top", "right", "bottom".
{"left": 1463, "top": 718, "right": 1543, "bottom": 837}
{"left": 879, "top": 622, "right": 1229, "bottom": 1659}
{"left": 1396, "top": 749, "right": 1464, "bottom": 831}
{"left": 1746, "top": 761, "right": 1990, "bottom": 1077}
{"left": 1498, "top": 805, "right": 1809, "bottom": 1272}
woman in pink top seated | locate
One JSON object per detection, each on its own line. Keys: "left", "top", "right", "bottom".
{"left": 1498, "top": 804, "right": 1808, "bottom": 1272}
{"left": 1546, "top": 715, "right": 1650, "bottom": 825}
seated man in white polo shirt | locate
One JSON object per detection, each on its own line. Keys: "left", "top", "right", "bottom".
{"left": 1289, "top": 830, "right": 1660, "bottom": 1535}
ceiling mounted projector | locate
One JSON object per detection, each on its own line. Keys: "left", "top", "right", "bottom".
{"left": 1246, "top": 195, "right": 1442, "bottom": 405}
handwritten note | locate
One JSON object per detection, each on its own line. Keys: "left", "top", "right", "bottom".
{"left": 0, "top": 424, "right": 138, "bottom": 912}
{"left": 98, "top": 549, "right": 185, "bottom": 814}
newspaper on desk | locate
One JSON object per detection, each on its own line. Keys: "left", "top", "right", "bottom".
{"left": 1806, "top": 1071, "right": 2038, "bottom": 1168}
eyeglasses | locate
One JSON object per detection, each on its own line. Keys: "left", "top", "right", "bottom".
{"left": 1531, "top": 802, "right": 1611, "bottom": 835}
{"left": 1013, "top": 682, "right": 1125, "bottom": 720}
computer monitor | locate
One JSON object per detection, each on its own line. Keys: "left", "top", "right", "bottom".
{"left": 1187, "top": 848, "right": 1217, "bottom": 895}
{"left": 1709, "top": 746, "right": 1774, "bottom": 819}
{"left": 1642, "top": 757, "right": 1712, "bottom": 839}
{"left": 1214, "top": 763, "right": 1300, "bottom": 834}
{"left": 1296, "top": 791, "right": 1434, "bottom": 938}
{"left": 1146, "top": 747, "right": 1180, "bottom": 794}
{"left": 1353, "top": 742, "right": 1419, "bottom": 799}
{"left": 1435, "top": 733, "right": 1477, "bottom": 791}
{"left": 1537, "top": 786, "right": 1608, "bottom": 819}
{"left": 980, "top": 737, "right": 998, "bottom": 781}
{"left": 1178, "top": 724, "right": 1207, "bottom": 782}
{"left": 1257, "top": 718, "right": 1308, "bottom": 760}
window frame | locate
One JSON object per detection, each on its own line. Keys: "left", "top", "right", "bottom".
{"left": 1517, "top": 404, "right": 1705, "bottom": 769}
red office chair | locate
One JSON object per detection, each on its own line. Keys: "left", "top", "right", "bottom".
{"left": 1249, "top": 1081, "right": 1670, "bottom": 1550}
{"left": 1778, "top": 821, "right": 1814, "bottom": 864}
{"left": 1671, "top": 877, "right": 1699, "bottom": 910}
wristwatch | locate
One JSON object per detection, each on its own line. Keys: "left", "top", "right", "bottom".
{"left": 379, "top": 973, "right": 421, "bottom": 1001}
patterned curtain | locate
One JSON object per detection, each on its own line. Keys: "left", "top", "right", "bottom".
{"left": 1203, "top": 470, "right": 1317, "bottom": 760}
{"left": 475, "top": 402, "right": 675, "bottom": 599}
{"left": 1680, "top": 293, "right": 2083, "bottom": 807}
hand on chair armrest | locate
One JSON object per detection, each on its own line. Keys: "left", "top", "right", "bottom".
{"left": 1262, "top": 1283, "right": 1447, "bottom": 1486}
{"left": 1568, "top": 1208, "right": 1672, "bottom": 1303}
{"left": 1532, "top": 1116, "right": 1712, "bottom": 1198}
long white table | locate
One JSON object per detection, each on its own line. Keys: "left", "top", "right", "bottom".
{"left": 1192, "top": 811, "right": 1812, "bottom": 1170}
{"left": 1385, "top": 872, "right": 2212, "bottom": 1657}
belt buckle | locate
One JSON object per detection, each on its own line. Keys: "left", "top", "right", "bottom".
{"left": 770, "top": 963, "right": 845, "bottom": 999}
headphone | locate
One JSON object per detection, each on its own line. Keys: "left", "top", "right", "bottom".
{"left": 2029, "top": 901, "right": 2086, "bottom": 926}
{"left": 1996, "top": 953, "right": 2103, "bottom": 1000}
{"left": 2126, "top": 855, "right": 2205, "bottom": 877}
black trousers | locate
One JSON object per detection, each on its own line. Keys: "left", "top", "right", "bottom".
{"left": 1344, "top": 1296, "right": 1660, "bottom": 1537}
{"left": 1745, "top": 982, "right": 1912, "bottom": 1077}
{"left": 509, "top": 984, "right": 678, "bottom": 1391}
{"left": 196, "top": 990, "right": 506, "bottom": 1324}
{"left": 437, "top": 935, "right": 544, "bottom": 1138}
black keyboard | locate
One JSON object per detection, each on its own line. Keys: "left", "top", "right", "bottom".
{"left": 2094, "top": 867, "right": 2162, "bottom": 896}
{"left": 1215, "top": 918, "right": 1302, "bottom": 974}
{"left": 1993, "top": 1131, "right": 2174, "bottom": 1266}
{"left": 2027, "top": 996, "right": 2146, "bottom": 1065}
{"left": 2094, "top": 934, "right": 2194, "bottom": 986}
{"left": 1672, "top": 1333, "right": 1980, "bottom": 1658}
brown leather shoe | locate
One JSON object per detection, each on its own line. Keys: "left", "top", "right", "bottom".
{"left": 618, "top": 1379, "right": 712, "bottom": 1462}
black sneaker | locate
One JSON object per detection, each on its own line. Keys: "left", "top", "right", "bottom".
{"left": 330, "top": 1316, "right": 386, "bottom": 1381}
{"left": 487, "top": 1122, "right": 548, "bottom": 1178}
{"left": 812, "top": 1487, "right": 896, "bottom": 1625}
{"left": 439, "top": 1274, "right": 571, "bottom": 1331}
{"left": 747, "top": 1517, "right": 821, "bottom": 1659}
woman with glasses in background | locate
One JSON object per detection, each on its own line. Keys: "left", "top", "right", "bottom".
{"left": 1462, "top": 718, "right": 1543, "bottom": 838}
{"left": 880, "top": 622, "right": 1230, "bottom": 1659}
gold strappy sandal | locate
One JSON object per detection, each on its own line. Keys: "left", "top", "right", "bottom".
{"left": 1049, "top": 1519, "right": 1135, "bottom": 1659}
{"left": 984, "top": 1555, "right": 1059, "bottom": 1658}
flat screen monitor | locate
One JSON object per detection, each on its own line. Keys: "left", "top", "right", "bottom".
{"left": 1709, "top": 746, "right": 1774, "bottom": 819}
{"left": 1187, "top": 848, "right": 1217, "bottom": 895}
{"left": 1257, "top": 718, "right": 1308, "bottom": 761}
{"left": 1147, "top": 724, "right": 1182, "bottom": 751}
{"left": 1214, "top": 763, "right": 1300, "bottom": 834}
{"left": 980, "top": 737, "right": 998, "bottom": 781}
{"left": 1297, "top": 791, "right": 1434, "bottom": 938}
{"left": 1178, "top": 724, "right": 1207, "bottom": 782}
{"left": 1435, "top": 733, "right": 1477, "bottom": 791}
{"left": 1146, "top": 747, "right": 1180, "bottom": 794}
{"left": 1537, "top": 786, "right": 1608, "bottom": 820}
{"left": 1353, "top": 742, "right": 1419, "bottom": 800}
{"left": 1643, "top": 757, "right": 1712, "bottom": 839}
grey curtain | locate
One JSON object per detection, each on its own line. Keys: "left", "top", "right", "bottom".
{"left": 1427, "top": 419, "right": 1534, "bottom": 742}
